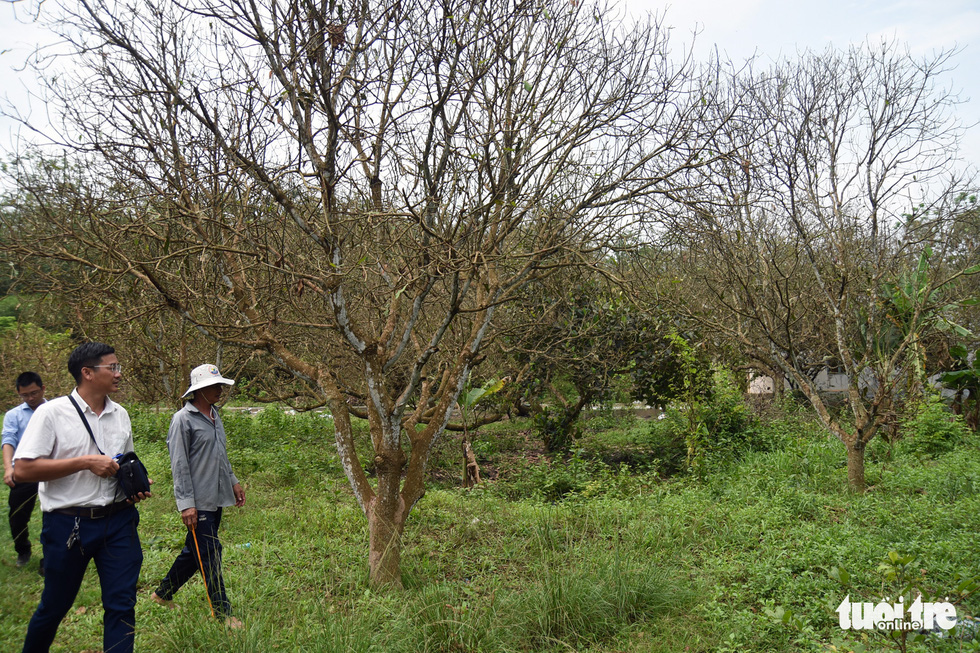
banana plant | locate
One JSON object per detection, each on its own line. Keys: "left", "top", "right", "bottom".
{"left": 878, "top": 247, "right": 978, "bottom": 389}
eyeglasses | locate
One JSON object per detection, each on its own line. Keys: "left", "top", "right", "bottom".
{"left": 18, "top": 389, "right": 43, "bottom": 401}
{"left": 88, "top": 363, "right": 123, "bottom": 374}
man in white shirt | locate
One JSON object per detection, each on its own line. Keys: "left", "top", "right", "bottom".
{"left": 2, "top": 371, "right": 46, "bottom": 568}
{"left": 13, "top": 342, "right": 151, "bottom": 653}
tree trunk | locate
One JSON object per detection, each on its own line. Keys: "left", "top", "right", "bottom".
{"left": 367, "top": 455, "right": 406, "bottom": 588}
{"left": 367, "top": 489, "right": 404, "bottom": 588}
{"left": 367, "top": 513, "right": 402, "bottom": 588}
{"left": 846, "top": 440, "right": 866, "bottom": 493}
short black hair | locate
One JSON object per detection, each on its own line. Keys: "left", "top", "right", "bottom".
{"left": 15, "top": 371, "right": 43, "bottom": 390}
{"left": 67, "top": 342, "right": 115, "bottom": 383}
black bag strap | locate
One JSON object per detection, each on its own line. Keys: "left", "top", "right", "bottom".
{"left": 68, "top": 394, "right": 124, "bottom": 502}
{"left": 68, "top": 394, "right": 105, "bottom": 455}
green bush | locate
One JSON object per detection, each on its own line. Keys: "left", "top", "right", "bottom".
{"left": 899, "top": 393, "right": 971, "bottom": 457}
{"left": 495, "top": 450, "right": 648, "bottom": 503}
{"left": 0, "top": 295, "right": 23, "bottom": 319}
{"left": 647, "top": 368, "right": 769, "bottom": 477}
{"left": 129, "top": 406, "right": 173, "bottom": 445}
{"left": 533, "top": 406, "right": 580, "bottom": 453}
{"left": 644, "top": 413, "right": 689, "bottom": 476}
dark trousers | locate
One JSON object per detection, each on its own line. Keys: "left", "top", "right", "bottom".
{"left": 8, "top": 481, "right": 38, "bottom": 555}
{"left": 22, "top": 506, "right": 142, "bottom": 653}
{"left": 155, "top": 508, "right": 231, "bottom": 616}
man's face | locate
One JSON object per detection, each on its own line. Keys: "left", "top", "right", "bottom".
{"left": 16, "top": 382, "right": 45, "bottom": 410}
{"left": 198, "top": 383, "right": 224, "bottom": 405}
{"left": 84, "top": 354, "right": 122, "bottom": 395}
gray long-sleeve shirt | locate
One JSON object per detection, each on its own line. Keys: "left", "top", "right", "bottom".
{"left": 167, "top": 402, "right": 239, "bottom": 512}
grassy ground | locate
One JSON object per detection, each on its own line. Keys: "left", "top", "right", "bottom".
{"left": 1, "top": 405, "right": 978, "bottom": 652}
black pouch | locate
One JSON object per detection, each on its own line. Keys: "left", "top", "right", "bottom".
{"left": 115, "top": 451, "right": 151, "bottom": 500}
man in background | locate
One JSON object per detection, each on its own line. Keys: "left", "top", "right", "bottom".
{"left": 2, "top": 371, "right": 46, "bottom": 569}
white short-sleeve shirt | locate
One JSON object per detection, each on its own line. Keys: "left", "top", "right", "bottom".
{"left": 13, "top": 389, "right": 134, "bottom": 512}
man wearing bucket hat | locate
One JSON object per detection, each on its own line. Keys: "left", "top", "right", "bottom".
{"left": 151, "top": 364, "right": 245, "bottom": 628}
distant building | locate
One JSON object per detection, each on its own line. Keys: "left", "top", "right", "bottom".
{"left": 748, "top": 368, "right": 876, "bottom": 396}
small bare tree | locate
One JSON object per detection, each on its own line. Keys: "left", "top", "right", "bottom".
{"left": 1, "top": 0, "right": 725, "bottom": 583}
{"left": 655, "top": 42, "right": 978, "bottom": 491}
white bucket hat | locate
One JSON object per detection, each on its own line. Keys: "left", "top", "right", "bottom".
{"left": 182, "top": 363, "right": 235, "bottom": 398}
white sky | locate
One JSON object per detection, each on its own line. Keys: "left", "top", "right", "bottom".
{"left": 1, "top": 0, "right": 978, "bottom": 170}
{"left": 643, "top": 0, "right": 980, "bottom": 171}
{"left": 0, "top": 0, "right": 49, "bottom": 152}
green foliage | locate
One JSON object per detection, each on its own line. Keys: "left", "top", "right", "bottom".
{"left": 497, "top": 450, "right": 649, "bottom": 503}
{"left": 534, "top": 406, "right": 580, "bottom": 454}
{"left": 687, "top": 368, "right": 764, "bottom": 471}
{"left": 575, "top": 415, "right": 672, "bottom": 473}
{"left": 572, "top": 369, "right": 777, "bottom": 479}
{"left": 127, "top": 405, "right": 173, "bottom": 445}
{"left": 510, "top": 284, "right": 693, "bottom": 454}
{"left": 646, "top": 367, "right": 767, "bottom": 477}
{"left": 459, "top": 377, "right": 505, "bottom": 410}
{"left": 643, "top": 412, "right": 690, "bottom": 476}
{"left": 878, "top": 247, "right": 974, "bottom": 348}
{"left": 632, "top": 328, "right": 713, "bottom": 408}
{"left": 519, "top": 554, "right": 685, "bottom": 649}
{"left": 0, "top": 294, "right": 23, "bottom": 319}
{"left": 899, "top": 393, "right": 971, "bottom": 458}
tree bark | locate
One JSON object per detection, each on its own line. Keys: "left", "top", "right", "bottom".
{"left": 367, "top": 466, "right": 406, "bottom": 589}
{"left": 846, "top": 440, "right": 866, "bottom": 493}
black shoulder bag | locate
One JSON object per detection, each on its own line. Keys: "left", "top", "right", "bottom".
{"left": 68, "top": 395, "right": 151, "bottom": 501}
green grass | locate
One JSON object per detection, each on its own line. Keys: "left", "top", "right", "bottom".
{"left": 1, "top": 407, "right": 979, "bottom": 652}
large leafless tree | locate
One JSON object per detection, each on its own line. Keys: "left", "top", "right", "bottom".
{"left": 0, "top": 0, "right": 724, "bottom": 584}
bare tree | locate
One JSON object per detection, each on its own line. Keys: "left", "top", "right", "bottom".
{"left": 0, "top": 0, "right": 724, "bottom": 584}
{"left": 654, "top": 42, "right": 978, "bottom": 491}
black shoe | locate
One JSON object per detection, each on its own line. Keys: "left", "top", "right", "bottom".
{"left": 16, "top": 552, "right": 30, "bottom": 567}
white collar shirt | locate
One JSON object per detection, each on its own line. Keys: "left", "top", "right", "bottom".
{"left": 13, "top": 388, "right": 134, "bottom": 511}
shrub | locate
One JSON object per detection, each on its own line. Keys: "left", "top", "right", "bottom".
{"left": 534, "top": 406, "right": 581, "bottom": 454}
{"left": 899, "top": 393, "right": 971, "bottom": 458}
{"left": 494, "top": 450, "right": 647, "bottom": 503}
{"left": 650, "top": 368, "right": 768, "bottom": 477}
{"left": 644, "top": 412, "right": 689, "bottom": 476}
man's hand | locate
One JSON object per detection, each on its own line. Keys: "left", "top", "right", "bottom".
{"left": 233, "top": 483, "right": 246, "bottom": 507}
{"left": 181, "top": 506, "right": 198, "bottom": 528}
{"left": 3, "top": 466, "right": 14, "bottom": 488}
{"left": 88, "top": 455, "right": 119, "bottom": 479}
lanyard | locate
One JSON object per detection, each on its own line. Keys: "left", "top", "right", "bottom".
{"left": 67, "top": 395, "right": 105, "bottom": 455}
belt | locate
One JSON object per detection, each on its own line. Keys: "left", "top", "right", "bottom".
{"left": 49, "top": 501, "right": 132, "bottom": 519}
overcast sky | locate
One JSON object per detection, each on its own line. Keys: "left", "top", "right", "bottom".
{"left": 1, "top": 0, "right": 978, "bottom": 169}
{"left": 641, "top": 0, "right": 980, "bottom": 170}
